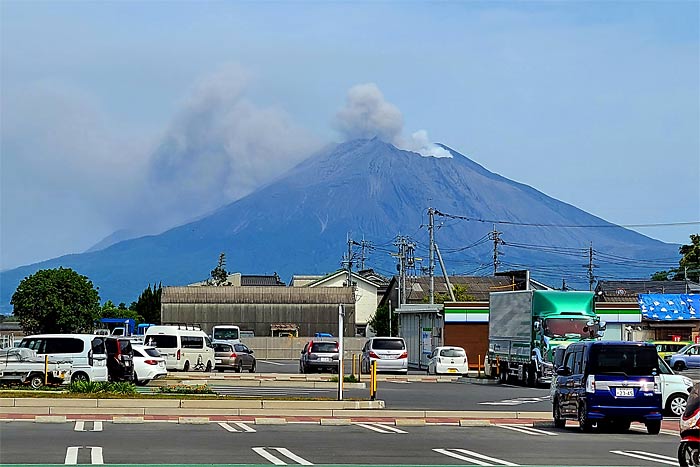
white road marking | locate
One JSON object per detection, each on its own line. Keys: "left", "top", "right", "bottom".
{"left": 64, "top": 446, "right": 103, "bottom": 464}
{"left": 498, "top": 424, "right": 557, "bottom": 436}
{"left": 74, "top": 421, "right": 103, "bottom": 432}
{"left": 611, "top": 450, "right": 679, "bottom": 465}
{"left": 219, "top": 422, "right": 256, "bottom": 433}
{"left": 252, "top": 447, "right": 312, "bottom": 465}
{"left": 480, "top": 396, "right": 550, "bottom": 406}
{"left": 630, "top": 425, "right": 677, "bottom": 436}
{"left": 433, "top": 448, "right": 519, "bottom": 466}
{"left": 65, "top": 447, "right": 79, "bottom": 464}
{"left": 354, "top": 422, "right": 407, "bottom": 434}
{"left": 259, "top": 360, "right": 286, "bottom": 366}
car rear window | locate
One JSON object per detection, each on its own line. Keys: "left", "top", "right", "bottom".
{"left": 440, "top": 348, "right": 465, "bottom": 357}
{"left": 214, "top": 343, "right": 233, "bottom": 352}
{"left": 118, "top": 340, "right": 133, "bottom": 353}
{"left": 372, "top": 338, "right": 405, "bottom": 350}
{"left": 146, "top": 335, "right": 177, "bottom": 348}
{"left": 311, "top": 342, "right": 338, "bottom": 353}
{"left": 589, "top": 345, "right": 658, "bottom": 376}
{"left": 143, "top": 347, "right": 161, "bottom": 357}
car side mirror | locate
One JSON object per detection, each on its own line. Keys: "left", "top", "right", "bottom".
{"left": 556, "top": 366, "right": 571, "bottom": 376}
{"left": 249, "top": 350, "right": 254, "bottom": 354}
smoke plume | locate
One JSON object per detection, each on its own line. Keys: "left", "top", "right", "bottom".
{"left": 334, "top": 83, "right": 452, "bottom": 158}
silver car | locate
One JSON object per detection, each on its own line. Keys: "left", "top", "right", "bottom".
{"left": 361, "top": 337, "right": 408, "bottom": 374}
{"left": 213, "top": 342, "right": 256, "bottom": 373}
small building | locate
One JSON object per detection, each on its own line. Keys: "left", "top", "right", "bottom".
{"left": 161, "top": 286, "right": 355, "bottom": 337}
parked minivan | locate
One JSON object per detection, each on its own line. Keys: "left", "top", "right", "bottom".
{"left": 552, "top": 341, "right": 663, "bottom": 434}
{"left": 361, "top": 337, "right": 408, "bottom": 374}
{"left": 19, "top": 334, "right": 109, "bottom": 383}
{"left": 144, "top": 325, "right": 215, "bottom": 371}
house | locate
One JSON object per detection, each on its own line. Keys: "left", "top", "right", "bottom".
{"left": 304, "top": 269, "right": 386, "bottom": 336}
{"left": 188, "top": 272, "right": 286, "bottom": 287}
{"left": 595, "top": 280, "right": 700, "bottom": 341}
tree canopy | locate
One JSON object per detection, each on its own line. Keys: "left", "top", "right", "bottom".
{"left": 652, "top": 234, "right": 700, "bottom": 282}
{"left": 422, "top": 283, "right": 476, "bottom": 303}
{"left": 209, "top": 252, "right": 229, "bottom": 286}
{"left": 367, "top": 303, "right": 399, "bottom": 337}
{"left": 11, "top": 267, "right": 101, "bottom": 334}
{"left": 130, "top": 283, "right": 162, "bottom": 324}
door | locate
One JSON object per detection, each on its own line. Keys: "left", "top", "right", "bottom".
{"left": 687, "top": 345, "right": 700, "bottom": 368}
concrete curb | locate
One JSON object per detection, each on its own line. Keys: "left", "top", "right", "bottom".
{"left": 113, "top": 416, "right": 145, "bottom": 424}
{"left": 459, "top": 419, "right": 492, "bottom": 426}
{"left": 255, "top": 418, "right": 287, "bottom": 425}
{"left": 35, "top": 415, "right": 67, "bottom": 423}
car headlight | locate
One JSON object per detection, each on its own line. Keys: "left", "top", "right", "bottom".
{"left": 683, "top": 376, "right": 694, "bottom": 387}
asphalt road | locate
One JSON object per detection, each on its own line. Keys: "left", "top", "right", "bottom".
{"left": 0, "top": 420, "right": 681, "bottom": 465}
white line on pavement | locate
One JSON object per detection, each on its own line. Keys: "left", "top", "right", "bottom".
{"left": 65, "top": 447, "right": 79, "bottom": 464}
{"left": 252, "top": 447, "right": 313, "bottom": 465}
{"left": 610, "top": 450, "right": 679, "bottom": 465}
{"left": 219, "top": 422, "right": 237, "bottom": 432}
{"left": 433, "top": 448, "right": 519, "bottom": 466}
{"left": 498, "top": 424, "right": 557, "bottom": 436}
{"left": 74, "top": 422, "right": 84, "bottom": 432}
{"left": 234, "top": 422, "right": 256, "bottom": 432}
{"left": 93, "top": 421, "right": 103, "bottom": 432}
{"left": 259, "top": 360, "right": 286, "bottom": 366}
{"left": 354, "top": 423, "right": 407, "bottom": 434}
{"left": 64, "top": 446, "right": 103, "bottom": 464}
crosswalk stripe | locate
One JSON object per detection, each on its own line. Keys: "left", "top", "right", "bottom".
{"left": 610, "top": 450, "right": 679, "bottom": 465}
{"left": 219, "top": 422, "right": 256, "bottom": 433}
{"left": 498, "top": 424, "right": 557, "bottom": 436}
{"left": 354, "top": 423, "right": 407, "bottom": 434}
{"left": 74, "top": 421, "right": 103, "bottom": 432}
{"left": 252, "top": 447, "right": 312, "bottom": 465}
{"left": 64, "top": 447, "right": 103, "bottom": 465}
{"left": 433, "top": 448, "right": 519, "bottom": 466}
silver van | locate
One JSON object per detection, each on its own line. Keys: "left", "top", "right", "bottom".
{"left": 19, "top": 334, "right": 109, "bottom": 383}
{"left": 361, "top": 337, "right": 408, "bottom": 374}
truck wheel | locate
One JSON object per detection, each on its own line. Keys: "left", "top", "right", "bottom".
{"left": 29, "top": 374, "right": 44, "bottom": 389}
{"left": 526, "top": 366, "right": 536, "bottom": 387}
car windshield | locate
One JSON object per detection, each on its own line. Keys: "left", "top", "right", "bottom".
{"left": 213, "top": 328, "right": 239, "bottom": 340}
{"left": 589, "top": 345, "right": 658, "bottom": 376}
{"left": 544, "top": 318, "right": 593, "bottom": 339}
{"left": 678, "top": 344, "right": 695, "bottom": 354}
{"left": 372, "top": 338, "right": 405, "bottom": 350}
{"left": 439, "top": 348, "right": 465, "bottom": 357}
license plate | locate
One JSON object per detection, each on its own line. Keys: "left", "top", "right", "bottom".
{"left": 215, "top": 359, "right": 222, "bottom": 364}
{"left": 447, "top": 368, "right": 458, "bottom": 373}
{"left": 320, "top": 357, "right": 331, "bottom": 362}
{"left": 615, "top": 388, "right": 634, "bottom": 397}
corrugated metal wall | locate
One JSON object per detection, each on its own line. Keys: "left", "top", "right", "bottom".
{"left": 161, "top": 286, "right": 356, "bottom": 337}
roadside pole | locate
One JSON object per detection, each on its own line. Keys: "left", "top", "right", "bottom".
{"left": 338, "top": 304, "right": 344, "bottom": 401}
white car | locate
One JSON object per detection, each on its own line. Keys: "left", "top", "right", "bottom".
{"left": 658, "top": 356, "right": 694, "bottom": 416}
{"left": 131, "top": 344, "right": 167, "bottom": 386}
{"left": 427, "top": 346, "right": 469, "bottom": 375}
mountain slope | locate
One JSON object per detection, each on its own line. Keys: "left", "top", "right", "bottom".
{"left": 0, "top": 139, "right": 679, "bottom": 312}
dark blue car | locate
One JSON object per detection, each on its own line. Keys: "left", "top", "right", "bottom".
{"left": 552, "top": 341, "right": 663, "bottom": 434}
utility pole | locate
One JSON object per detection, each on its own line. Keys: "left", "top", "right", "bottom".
{"left": 586, "top": 242, "right": 596, "bottom": 292}
{"left": 428, "top": 208, "right": 435, "bottom": 304}
{"left": 359, "top": 238, "right": 371, "bottom": 271}
{"left": 489, "top": 225, "right": 503, "bottom": 275}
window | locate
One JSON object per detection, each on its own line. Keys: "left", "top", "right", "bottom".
{"left": 132, "top": 349, "right": 144, "bottom": 358}
{"left": 181, "top": 336, "right": 203, "bottom": 349}
{"left": 142, "top": 347, "right": 161, "bottom": 358}
{"left": 372, "top": 338, "right": 405, "bottom": 350}
{"left": 589, "top": 345, "right": 657, "bottom": 376}
{"left": 311, "top": 342, "right": 338, "bottom": 353}
{"left": 564, "top": 349, "right": 576, "bottom": 371}
{"left": 45, "top": 338, "right": 84, "bottom": 354}
{"left": 440, "top": 348, "right": 466, "bottom": 358}
{"left": 20, "top": 338, "right": 44, "bottom": 353}
{"left": 146, "top": 335, "right": 177, "bottom": 348}
{"left": 91, "top": 338, "right": 106, "bottom": 355}
{"left": 213, "top": 328, "right": 239, "bottom": 340}
{"left": 214, "top": 343, "right": 232, "bottom": 352}
{"left": 234, "top": 344, "right": 248, "bottom": 353}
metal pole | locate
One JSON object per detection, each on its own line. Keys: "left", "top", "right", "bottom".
{"left": 429, "top": 208, "right": 435, "bottom": 305}
{"left": 388, "top": 299, "right": 392, "bottom": 337}
{"left": 338, "top": 304, "right": 344, "bottom": 401}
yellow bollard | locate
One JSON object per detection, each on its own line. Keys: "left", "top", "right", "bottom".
{"left": 496, "top": 356, "right": 500, "bottom": 377}
{"left": 370, "top": 360, "right": 378, "bottom": 400}
{"left": 352, "top": 354, "right": 356, "bottom": 378}
{"left": 44, "top": 354, "right": 49, "bottom": 386}
{"left": 478, "top": 354, "right": 481, "bottom": 378}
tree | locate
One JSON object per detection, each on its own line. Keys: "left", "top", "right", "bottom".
{"left": 651, "top": 234, "right": 700, "bottom": 282}
{"left": 130, "top": 283, "right": 162, "bottom": 324}
{"left": 100, "top": 300, "right": 141, "bottom": 322}
{"left": 367, "top": 303, "right": 398, "bottom": 337}
{"left": 209, "top": 252, "right": 229, "bottom": 286}
{"left": 11, "top": 267, "right": 100, "bottom": 334}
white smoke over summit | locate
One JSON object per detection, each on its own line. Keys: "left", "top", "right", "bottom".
{"left": 334, "top": 83, "right": 452, "bottom": 158}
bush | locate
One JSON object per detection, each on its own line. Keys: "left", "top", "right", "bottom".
{"left": 68, "top": 381, "right": 137, "bottom": 395}
{"left": 158, "top": 384, "right": 213, "bottom": 395}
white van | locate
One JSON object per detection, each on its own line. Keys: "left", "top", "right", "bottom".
{"left": 19, "top": 334, "right": 109, "bottom": 383}
{"left": 144, "top": 325, "right": 215, "bottom": 371}
{"left": 212, "top": 325, "right": 241, "bottom": 345}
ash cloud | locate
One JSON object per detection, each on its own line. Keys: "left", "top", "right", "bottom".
{"left": 145, "top": 65, "right": 322, "bottom": 230}
{"left": 334, "top": 83, "right": 452, "bottom": 158}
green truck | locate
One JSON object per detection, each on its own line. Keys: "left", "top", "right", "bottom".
{"left": 486, "top": 290, "right": 604, "bottom": 386}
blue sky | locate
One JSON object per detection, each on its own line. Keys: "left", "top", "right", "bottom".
{"left": 1, "top": 1, "right": 698, "bottom": 271}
